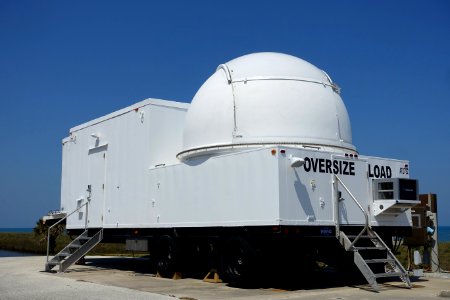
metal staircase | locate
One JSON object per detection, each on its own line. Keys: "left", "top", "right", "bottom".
{"left": 338, "top": 228, "right": 411, "bottom": 291}
{"left": 45, "top": 229, "right": 103, "bottom": 272}
{"left": 45, "top": 194, "right": 104, "bottom": 273}
{"left": 333, "top": 175, "right": 411, "bottom": 291}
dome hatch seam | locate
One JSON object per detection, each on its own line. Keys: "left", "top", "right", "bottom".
{"left": 231, "top": 75, "right": 340, "bottom": 94}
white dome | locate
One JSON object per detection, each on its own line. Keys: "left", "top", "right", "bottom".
{"left": 178, "top": 52, "right": 356, "bottom": 160}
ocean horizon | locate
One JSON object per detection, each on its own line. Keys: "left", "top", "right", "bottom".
{"left": 0, "top": 228, "right": 34, "bottom": 233}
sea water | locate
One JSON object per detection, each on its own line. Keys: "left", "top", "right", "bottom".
{"left": 439, "top": 226, "right": 450, "bottom": 242}
{"left": 0, "top": 249, "right": 36, "bottom": 257}
{"left": 0, "top": 228, "right": 33, "bottom": 233}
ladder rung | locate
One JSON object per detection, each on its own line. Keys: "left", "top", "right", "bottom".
{"left": 353, "top": 246, "right": 386, "bottom": 250}
{"left": 47, "top": 262, "right": 59, "bottom": 267}
{"left": 364, "top": 258, "right": 394, "bottom": 264}
{"left": 374, "top": 272, "right": 405, "bottom": 278}
{"left": 347, "top": 235, "right": 376, "bottom": 239}
{"left": 69, "top": 244, "right": 82, "bottom": 248}
{"left": 57, "top": 252, "right": 70, "bottom": 257}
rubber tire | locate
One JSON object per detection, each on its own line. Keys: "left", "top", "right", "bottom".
{"left": 156, "top": 235, "right": 179, "bottom": 278}
{"left": 181, "top": 240, "right": 214, "bottom": 278}
{"left": 220, "top": 236, "right": 257, "bottom": 285}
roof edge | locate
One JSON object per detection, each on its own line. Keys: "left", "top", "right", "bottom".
{"left": 69, "top": 98, "right": 190, "bottom": 133}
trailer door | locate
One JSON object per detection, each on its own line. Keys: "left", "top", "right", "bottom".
{"left": 87, "top": 145, "right": 107, "bottom": 228}
{"left": 331, "top": 155, "right": 369, "bottom": 225}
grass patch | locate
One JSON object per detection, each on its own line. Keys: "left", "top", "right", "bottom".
{"left": 438, "top": 242, "right": 450, "bottom": 271}
{"left": 0, "top": 232, "right": 129, "bottom": 256}
{"left": 388, "top": 242, "right": 450, "bottom": 272}
{"left": 0, "top": 232, "right": 47, "bottom": 254}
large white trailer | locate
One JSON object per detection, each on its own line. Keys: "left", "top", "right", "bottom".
{"left": 46, "top": 53, "right": 419, "bottom": 290}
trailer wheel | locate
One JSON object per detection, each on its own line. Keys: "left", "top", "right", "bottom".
{"left": 156, "top": 235, "right": 179, "bottom": 278}
{"left": 220, "top": 236, "right": 257, "bottom": 285}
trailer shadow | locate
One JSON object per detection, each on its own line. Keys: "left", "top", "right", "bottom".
{"left": 75, "top": 256, "right": 423, "bottom": 292}
{"left": 82, "top": 256, "right": 156, "bottom": 274}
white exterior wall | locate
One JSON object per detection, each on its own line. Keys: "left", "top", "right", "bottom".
{"left": 62, "top": 99, "right": 414, "bottom": 230}
{"left": 276, "top": 148, "right": 412, "bottom": 227}
{"left": 148, "top": 149, "right": 280, "bottom": 227}
{"left": 61, "top": 99, "right": 189, "bottom": 229}
{"left": 147, "top": 147, "right": 413, "bottom": 229}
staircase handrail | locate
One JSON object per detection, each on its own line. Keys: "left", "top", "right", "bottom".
{"left": 334, "top": 174, "right": 369, "bottom": 248}
{"left": 46, "top": 201, "right": 89, "bottom": 263}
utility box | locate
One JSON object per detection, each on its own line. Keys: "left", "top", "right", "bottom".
{"left": 372, "top": 178, "right": 419, "bottom": 216}
{"left": 126, "top": 239, "right": 148, "bottom": 251}
{"left": 404, "top": 205, "right": 427, "bottom": 246}
{"left": 403, "top": 193, "right": 437, "bottom": 247}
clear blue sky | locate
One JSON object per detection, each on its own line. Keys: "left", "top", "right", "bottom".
{"left": 0, "top": 0, "right": 449, "bottom": 228}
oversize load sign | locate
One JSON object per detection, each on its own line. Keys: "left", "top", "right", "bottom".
{"left": 302, "top": 157, "right": 392, "bottom": 178}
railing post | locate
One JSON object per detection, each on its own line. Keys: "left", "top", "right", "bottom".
{"left": 46, "top": 229, "right": 50, "bottom": 262}
{"left": 85, "top": 202, "right": 89, "bottom": 229}
{"left": 333, "top": 175, "right": 340, "bottom": 238}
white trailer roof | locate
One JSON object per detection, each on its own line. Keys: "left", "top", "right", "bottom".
{"left": 69, "top": 98, "right": 190, "bottom": 134}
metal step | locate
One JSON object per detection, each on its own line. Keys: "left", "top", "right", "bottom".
{"left": 353, "top": 246, "right": 386, "bottom": 250}
{"left": 374, "top": 272, "right": 405, "bottom": 278}
{"left": 364, "top": 258, "right": 394, "bottom": 264}
{"left": 347, "top": 235, "right": 376, "bottom": 239}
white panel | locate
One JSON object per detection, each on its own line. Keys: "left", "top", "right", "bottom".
{"left": 279, "top": 149, "right": 336, "bottom": 226}
{"left": 147, "top": 148, "right": 280, "bottom": 227}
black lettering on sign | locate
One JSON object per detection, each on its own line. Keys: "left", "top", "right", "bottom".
{"left": 368, "top": 164, "right": 392, "bottom": 178}
{"left": 343, "top": 161, "right": 349, "bottom": 175}
{"left": 311, "top": 158, "right": 318, "bottom": 172}
{"left": 333, "top": 160, "right": 339, "bottom": 174}
{"left": 301, "top": 157, "right": 356, "bottom": 176}
{"left": 319, "top": 159, "right": 325, "bottom": 173}
{"left": 399, "top": 166, "right": 408, "bottom": 175}
{"left": 304, "top": 157, "right": 311, "bottom": 172}
{"left": 349, "top": 162, "right": 355, "bottom": 176}
{"left": 326, "top": 159, "right": 332, "bottom": 174}
{"left": 374, "top": 165, "right": 380, "bottom": 177}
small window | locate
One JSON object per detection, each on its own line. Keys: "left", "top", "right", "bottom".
{"left": 377, "top": 181, "right": 394, "bottom": 199}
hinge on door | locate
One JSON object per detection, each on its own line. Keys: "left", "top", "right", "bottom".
{"left": 102, "top": 184, "right": 105, "bottom": 190}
